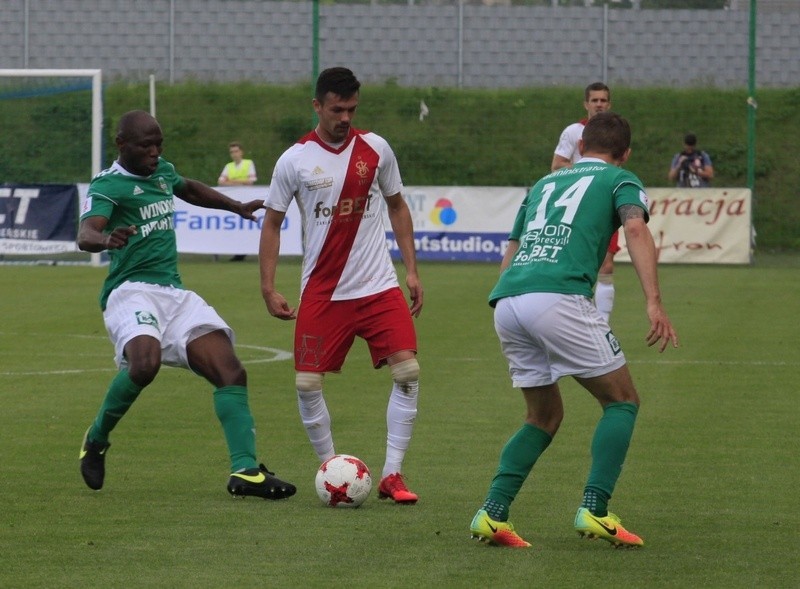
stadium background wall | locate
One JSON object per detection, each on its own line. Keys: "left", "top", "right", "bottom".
{"left": 0, "top": 1, "right": 798, "bottom": 88}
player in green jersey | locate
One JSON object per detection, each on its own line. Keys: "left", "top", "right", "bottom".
{"left": 470, "top": 112, "right": 678, "bottom": 548}
{"left": 77, "top": 110, "right": 295, "bottom": 500}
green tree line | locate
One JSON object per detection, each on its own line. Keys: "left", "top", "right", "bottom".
{"left": 1, "top": 82, "right": 796, "bottom": 250}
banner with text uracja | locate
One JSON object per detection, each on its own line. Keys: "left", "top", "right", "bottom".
{"left": 615, "top": 188, "right": 752, "bottom": 265}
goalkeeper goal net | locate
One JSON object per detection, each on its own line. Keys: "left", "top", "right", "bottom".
{"left": 0, "top": 69, "right": 103, "bottom": 265}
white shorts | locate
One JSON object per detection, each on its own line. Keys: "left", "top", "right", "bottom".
{"left": 494, "top": 292, "right": 626, "bottom": 388}
{"left": 103, "top": 281, "right": 234, "bottom": 369}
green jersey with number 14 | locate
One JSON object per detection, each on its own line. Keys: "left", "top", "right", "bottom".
{"left": 81, "top": 158, "right": 186, "bottom": 310}
{"left": 489, "top": 159, "right": 649, "bottom": 306}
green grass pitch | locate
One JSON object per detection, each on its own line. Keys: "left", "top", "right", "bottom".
{"left": 1, "top": 254, "right": 797, "bottom": 588}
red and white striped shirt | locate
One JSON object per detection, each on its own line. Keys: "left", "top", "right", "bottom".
{"left": 266, "top": 128, "right": 403, "bottom": 301}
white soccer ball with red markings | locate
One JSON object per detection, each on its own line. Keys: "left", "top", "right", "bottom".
{"left": 315, "top": 454, "right": 372, "bottom": 508}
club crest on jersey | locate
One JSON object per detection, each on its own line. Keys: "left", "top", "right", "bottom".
{"left": 355, "top": 158, "right": 369, "bottom": 178}
{"left": 135, "top": 311, "right": 159, "bottom": 328}
{"left": 157, "top": 177, "right": 169, "bottom": 194}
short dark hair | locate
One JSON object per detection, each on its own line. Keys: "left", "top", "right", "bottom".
{"left": 581, "top": 111, "right": 631, "bottom": 160}
{"left": 315, "top": 67, "right": 361, "bottom": 102}
{"left": 584, "top": 81, "right": 611, "bottom": 101}
{"left": 684, "top": 133, "right": 697, "bottom": 146}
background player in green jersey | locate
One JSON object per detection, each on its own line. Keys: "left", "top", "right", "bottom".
{"left": 77, "top": 110, "right": 295, "bottom": 500}
{"left": 470, "top": 112, "right": 678, "bottom": 548}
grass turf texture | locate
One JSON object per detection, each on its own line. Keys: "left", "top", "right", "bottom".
{"left": 1, "top": 254, "right": 797, "bottom": 587}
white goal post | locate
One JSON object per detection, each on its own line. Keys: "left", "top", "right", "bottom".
{"left": 0, "top": 68, "right": 103, "bottom": 265}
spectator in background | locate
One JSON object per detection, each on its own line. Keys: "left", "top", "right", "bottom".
{"left": 218, "top": 141, "right": 257, "bottom": 261}
{"left": 218, "top": 141, "right": 257, "bottom": 186}
{"left": 668, "top": 133, "right": 714, "bottom": 188}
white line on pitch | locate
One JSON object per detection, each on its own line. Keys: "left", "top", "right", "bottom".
{"left": 0, "top": 343, "right": 292, "bottom": 376}
{"left": 627, "top": 359, "right": 796, "bottom": 366}
{"left": 458, "top": 357, "right": 796, "bottom": 367}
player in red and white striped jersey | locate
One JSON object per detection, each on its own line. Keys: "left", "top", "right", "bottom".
{"left": 551, "top": 82, "right": 619, "bottom": 323}
{"left": 259, "top": 67, "right": 423, "bottom": 504}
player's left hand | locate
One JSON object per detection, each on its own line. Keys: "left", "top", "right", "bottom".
{"left": 406, "top": 274, "right": 423, "bottom": 318}
{"left": 264, "top": 290, "right": 297, "bottom": 321}
{"left": 645, "top": 302, "right": 678, "bottom": 352}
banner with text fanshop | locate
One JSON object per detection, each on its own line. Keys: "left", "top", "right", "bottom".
{"left": 0, "top": 184, "right": 79, "bottom": 254}
{"left": 172, "top": 186, "right": 303, "bottom": 256}
{"left": 77, "top": 184, "right": 303, "bottom": 256}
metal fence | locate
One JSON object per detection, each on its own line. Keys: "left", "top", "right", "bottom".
{"left": 1, "top": 1, "right": 797, "bottom": 88}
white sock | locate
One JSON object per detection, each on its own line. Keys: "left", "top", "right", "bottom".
{"left": 297, "top": 389, "right": 335, "bottom": 462}
{"left": 383, "top": 381, "right": 418, "bottom": 478}
{"left": 594, "top": 277, "right": 615, "bottom": 323}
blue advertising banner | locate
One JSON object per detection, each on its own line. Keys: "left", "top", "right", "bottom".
{"left": 385, "top": 231, "right": 511, "bottom": 262}
{"left": 384, "top": 186, "right": 522, "bottom": 263}
{"left": 0, "top": 184, "right": 79, "bottom": 254}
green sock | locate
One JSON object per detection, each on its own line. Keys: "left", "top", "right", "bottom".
{"left": 583, "top": 401, "right": 638, "bottom": 516}
{"left": 581, "top": 488, "right": 610, "bottom": 517}
{"left": 213, "top": 385, "right": 258, "bottom": 472}
{"left": 483, "top": 423, "right": 552, "bottom": 521}
{"left": 90, "top": 369, "right": 143, "bottom": 445}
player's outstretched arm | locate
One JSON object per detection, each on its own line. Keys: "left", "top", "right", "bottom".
{"left": 621, "top": 205, "right": 678, "bottom": 353}
{"left": 178, "top": 179, "right": 264, "bottom": 220}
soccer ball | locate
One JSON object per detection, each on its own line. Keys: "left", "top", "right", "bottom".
{"left": 315, "top": 454, "right": 372, "bottom": 508}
